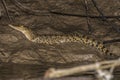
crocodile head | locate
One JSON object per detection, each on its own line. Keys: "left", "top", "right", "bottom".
{"left": 9, "top": 24, "right": 35, "bottom": 40}
{"left": 9, "top": 24, "right": 28, "bottom": 33}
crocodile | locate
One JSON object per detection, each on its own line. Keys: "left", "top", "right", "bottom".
{"left": 9, "top": 24, "right": 113, "bottom": 58}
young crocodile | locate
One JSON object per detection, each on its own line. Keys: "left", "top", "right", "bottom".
{"left": 9, "top": 24, "right": 113, "bottom": 58}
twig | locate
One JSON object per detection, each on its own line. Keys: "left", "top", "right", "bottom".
{"left": 83, "top": 0, "right": 92, "bottom": 33}
{"left": 103, "top": 39, "right": 120, "bottom": 44}
{"left": 44, "top": 59, "right": 120, "bottom": 78}
{"left": 91, "top": 0, "right": 120, "bottom": 33}
{"left": 11, "top": 0, "right": 49, "bottom": 16}
{"left": 49, "top": 11, "right": 120, "bottom": 18}
{"left": 91, "top": 0, "right": 106, "bottom": 20}
{"left": 1, "top": 0, "right": 12, "bottom": 22}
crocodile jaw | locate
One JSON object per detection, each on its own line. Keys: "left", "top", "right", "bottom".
{"left": 9, "top": 24, "right": 35, "bottom": 40}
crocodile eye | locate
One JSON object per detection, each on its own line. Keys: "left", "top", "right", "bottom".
{"left": 109, "top": 53, "right": 112, "bottom": 56}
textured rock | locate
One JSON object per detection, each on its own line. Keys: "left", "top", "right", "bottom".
{"left": 0, "top": 34, "right": 18, "bottom": 44}
{"left": 0, "top": 0, "right": 119, "bottom": 80}
{"left": 110, "top": 43, "right": 120, "bottom": 56}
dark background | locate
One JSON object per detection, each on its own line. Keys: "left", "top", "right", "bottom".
{"left": 0, "top": 0, "right": 120, "bottom": 80}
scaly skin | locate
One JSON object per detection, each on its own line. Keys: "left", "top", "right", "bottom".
{"left": 9, "top": 24, "right": 111, "bottom": 57}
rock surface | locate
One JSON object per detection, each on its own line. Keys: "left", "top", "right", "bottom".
{"left": 0, "top": 0, "right": 119, "bottom": 80}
